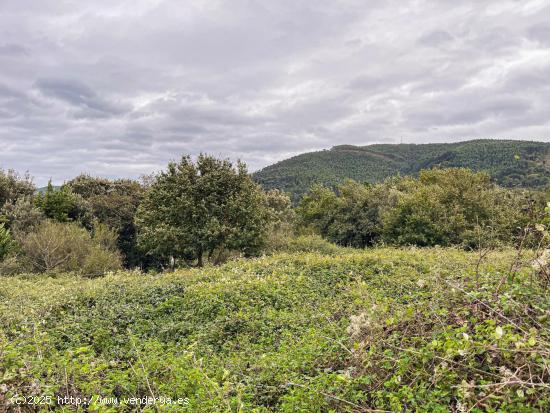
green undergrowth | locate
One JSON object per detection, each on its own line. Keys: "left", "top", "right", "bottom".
{"left": 0, "top": 248, "right": 549, "bottom": 412}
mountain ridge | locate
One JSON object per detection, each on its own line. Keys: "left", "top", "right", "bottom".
{"left": 253, "top": 139, "right": 550, "bottom": 201}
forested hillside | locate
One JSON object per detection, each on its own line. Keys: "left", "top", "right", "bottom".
{"left": 253, "top": 139, "right": 550, "bottom": 201}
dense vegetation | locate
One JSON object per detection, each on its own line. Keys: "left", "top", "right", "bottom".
{"left": 0, "top": 151, "right": 549, "bottom": 411}
{"left": 1, "top": 247, "right": 549, "bottom": 411}
{"left": 254, "top": 139, "right": 550, "bottom": 201}
{"left": 0, "top": 156, "right": 283, "bottom": 276}
{"left": 297, "top": 168, "right": 545, "bottom": 249}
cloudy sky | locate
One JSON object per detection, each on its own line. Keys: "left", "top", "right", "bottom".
{"left": 1, "top": 0, "right": 550, "bottom": 185}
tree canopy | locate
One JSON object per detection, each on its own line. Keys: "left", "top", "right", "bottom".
{"left": 136, "top": 154, "right": 270, "bottom": 267}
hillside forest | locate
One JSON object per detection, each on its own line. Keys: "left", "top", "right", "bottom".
{"left": 0, "top": 150, "right": 549, "bottom": 411}
{"left": 254, "top": 139, "right": 550, "bottom": 202}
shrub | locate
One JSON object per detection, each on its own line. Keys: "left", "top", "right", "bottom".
{"left": 0, "top": 196, "right": 45, "bottom": 237}
{"left": 81, "top": 246, "right": 122, "bottom": 278}
{"left": 382, "top": 169, "right": 534, "bottom": 247}
{"left": 0, "top": 224, "right": 14, "bottom": 261}
{"left": 283, "top": 234, "right": 344, "bottom": 255}
{"left": 297, "top": 168, "right": 536, "bottom": 249}
{"left": 0, "top": 168, "right": 35, "bottom": 208}
{"left": 18, "top": 220, "right": 121, "bottom": 275}
{"left": 0, "top": 255, "right": 25, "bottom": 276}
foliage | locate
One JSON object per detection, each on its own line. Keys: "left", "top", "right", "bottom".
{"left": 297, "top": 168, "right": 540, "bottom": 248}
{"left": 0, "top": 223, "right": 14, "bottom": 261}
{"left": 263, "top": 189, "right": 297, "bottom": 252}
{"left": 0, "top": 196, "right": 45, "bottom": 237}
{"left": 66, "top": 175, "right": 144, "bottom": 267}
{"left": 383, "top": 169, "right": 530, "bottom": 247}
{"left": 0, "top": 248, "right": 548, "bottom": 411}
{"left": 254, "top": 139, "right": 550, "bottom": 201}
{"left": 17, "top": 220, "right": 122, "bottom": 276}
{"left": 0, "top": 168, "right": 35, "bottom": 208}
{"left": 34, "top": 181, "right": 83, "bottom": 222}
{"left": 136, "top": 154, "right": 270, "bottom": 267}
{"left": 281, "top": 234, "right": 345, "bottom": 255}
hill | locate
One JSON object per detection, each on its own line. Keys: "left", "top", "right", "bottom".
{"left": 253, "top": 139, "right": 550, "bottom": 201}
{"left": 36, "top": 185, "right": 60, "bottom": 194}
{"left": 1, "top": 248, "right": 548, "bottom": 411}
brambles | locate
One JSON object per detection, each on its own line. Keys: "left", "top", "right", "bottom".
{"left": 0, "top": 248, "right": 547, "bottom": 411}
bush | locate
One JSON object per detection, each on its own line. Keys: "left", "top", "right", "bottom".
{"left": 0, "top": 224, "right": 14, "bottom": 261}
{"left": 0, "top": 168, "right": 35, "bottom": 208}
{"left": 279, "top": 234, "right": 344, "bottom": 255}
{"left": 297, "top": 168, "right": 538, "bottom": 249}
{"left": 0, "top": 255, "right": 25, "bottom": 276}
{"left": 18, "top": 220, "right": 122, "bottom": 275}
{"left": 0, "top": 196, "right": 45, "bottom": 237}
{"left": 382, "top": 169, "right": 534, "bottom": 247}
{"left": 66, "top": 175, "right": 144, "bottom": 267}
{"left": 81, "top": 246, "right": 122, "bottom": 278}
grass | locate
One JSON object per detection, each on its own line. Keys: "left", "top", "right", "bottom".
{"left": 0, "top": 247, "right": 549, "bottom": 412}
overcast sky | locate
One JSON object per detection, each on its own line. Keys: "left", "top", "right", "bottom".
{"left": 1, "top": 0, "right": 550, "bottom": 185}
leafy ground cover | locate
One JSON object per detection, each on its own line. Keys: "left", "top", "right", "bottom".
{"left": 1, "top": 248, "right": 549, "bottom": 412}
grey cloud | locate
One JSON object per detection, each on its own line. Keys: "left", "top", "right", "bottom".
{"left": 417, "top": 30, "right": 454, "bottom": 47}
{"left": 0, "top": 43, "right": 29, "bottom": 56}
{"left": 527, "top": 23, "right": 550, "bottom": 46}
{"left": 0, "top": 0, "right": 548, "bottom": 185}
{"left": 34, "top": 78, "right": 130, "bottom": 118}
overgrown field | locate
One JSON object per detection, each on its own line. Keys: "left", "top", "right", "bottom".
{"left": 1, "top": 248, "right": 549, "bottom": 412}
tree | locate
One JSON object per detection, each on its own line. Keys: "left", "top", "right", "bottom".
{"left": 34, "top": 181, "right": 81, "bottom": 222}
{"left": 325, "top": 180, "right": 384, "bottom": 247}
{"left": 66, "top": 175, "right": 144, "bottom": 266}
{"left": 136, "top": 154, "right": 270, "bottom": 267}
{"left": 1, "top": 196, "right": 45, "bottom": 237}
{"left": 296, "top": 185, "right": 339, "bottom": 236}
{"left": 263, "top": 189, "right": 296, "bottom": 251}
{"left": 296, "top": 178, "right": 408, "bottom": 248}
{"left": 381, "top": 168, "right": 525, "bottom": 247}
{"left": 0, "top": 168, "right": 35, "bottom": 208}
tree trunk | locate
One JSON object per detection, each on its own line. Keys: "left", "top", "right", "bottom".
{"left": 197, "top": 248, "right": 203, "bottom": 267}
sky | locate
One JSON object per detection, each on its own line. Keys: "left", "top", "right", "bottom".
{"left": 1, "top": 0, "right": 550, "bottom": 185}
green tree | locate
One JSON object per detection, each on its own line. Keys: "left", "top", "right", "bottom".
{"left": 296, "top": 178, "right": 409, "bottom": 248}
{"left": 1, "top": 196, "right": 45, "bottom": 237}
{"left": 296, "top": 185, "right": 339, "bottom": 236}
{"left": 136, "top": 155, "right": 270, "bottom": 267}
{"left": 0, "top": 168, "right": 35, "bottom": 208}
{"left": 34, "top": 181, "right": 80, "bottom": 222}
{"left": 263, "top": 189, "right": 296, "bottom": 251}
{"left": 66, "top": 175, "right": 144, "bottom": 266}
{"left": 382, "top": 168, "right": 526, "bottom": 247}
